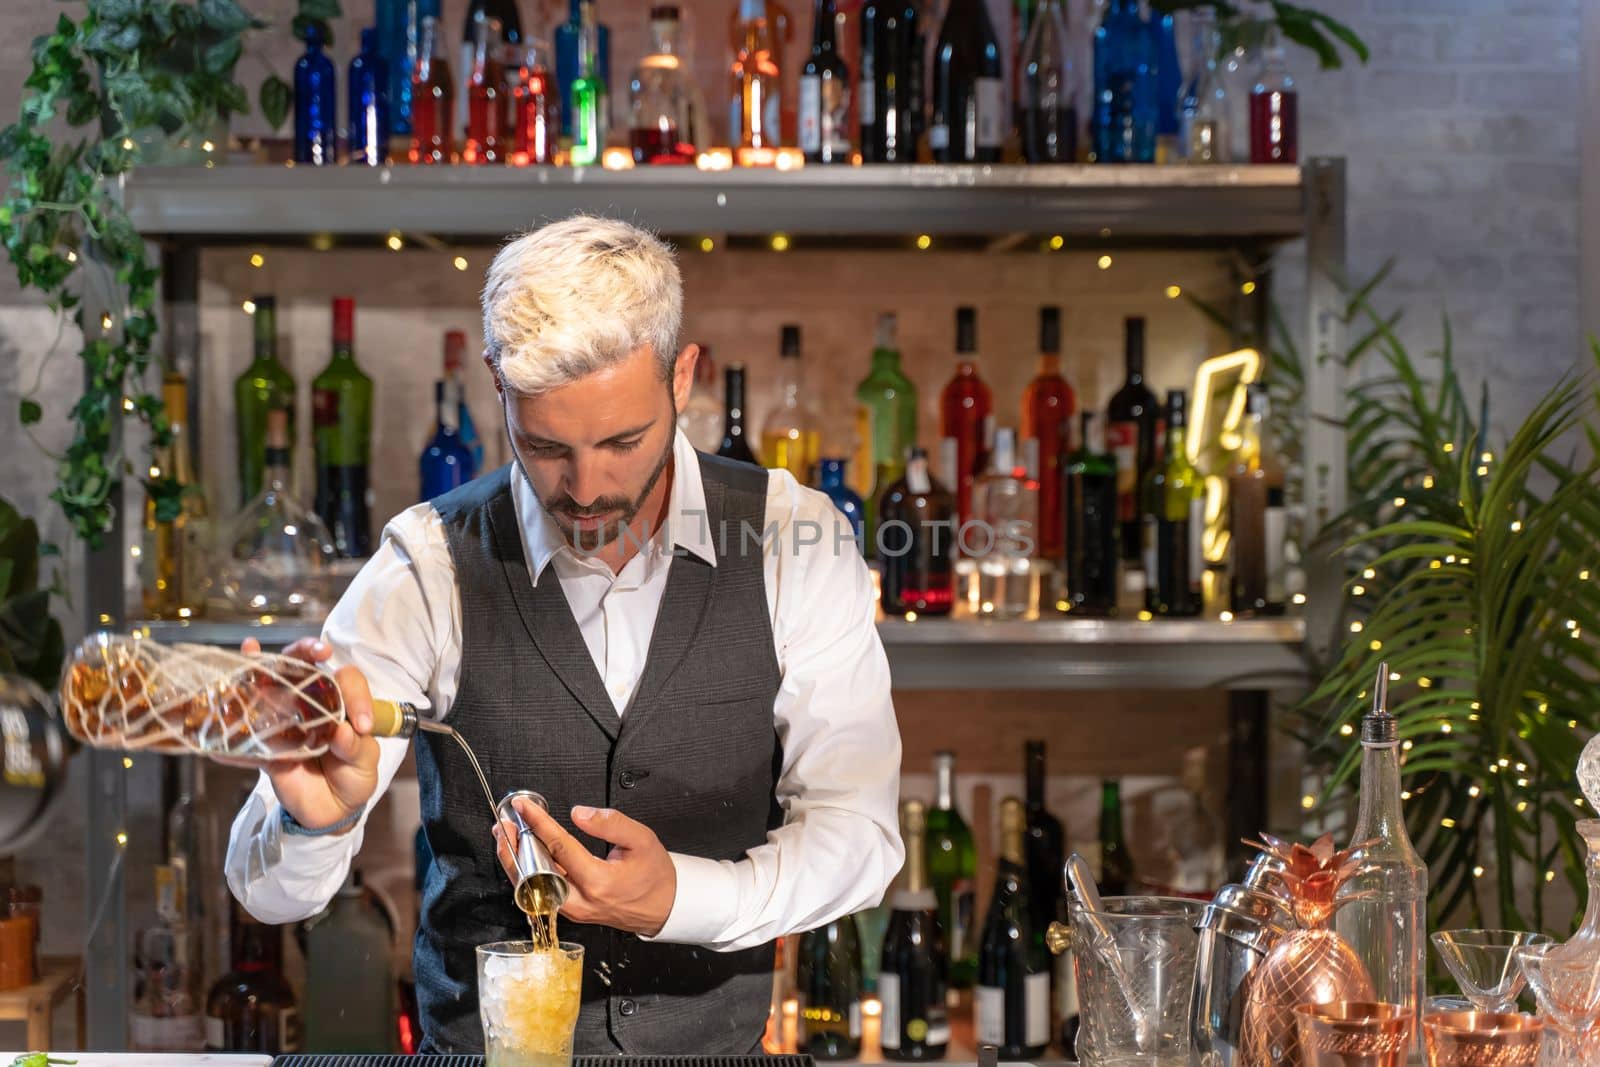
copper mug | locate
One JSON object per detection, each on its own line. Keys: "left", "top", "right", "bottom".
{"left": 1422, "top": 1011, "right": 1544, "bottom": 1067}
{"left": 1295, "top": 1002, "right": 1413, "bottom": 1067}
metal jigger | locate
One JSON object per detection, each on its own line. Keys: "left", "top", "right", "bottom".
{"left": 496, "top": 790, "right": 570, "bottom": 913}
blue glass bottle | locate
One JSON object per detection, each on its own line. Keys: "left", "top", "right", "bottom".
{"left": 348, "top": 28, "right": 391, "bottom": 165}
{"left": 1092, "top": 0, "right": 1156, "bottom": 163}
{"left": 555, "top": 0, "right": 611, "bottom": 138}
{"left": 420, "top": 379, "right": 477, "bottom": 500}
{"left": 295, "top": 23, "right": 338, "bottom": 165}
{"left": 1154, "top": 12, "right": 1181, "bottom": 157}
{"left": 819, "top": 458, "right": 866, "bottom": 552}
{"left": 377, "top": 0, "right": 419, "bottom": 136}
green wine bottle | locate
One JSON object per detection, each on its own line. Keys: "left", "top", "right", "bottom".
{"left": 234, "top": 296, "right": 296, "bottom": 504}
{"left": 854, "top": 312, "right": 919, "bottom": 538}
{"left": 1141, "top": 388, "right": 1203, "bottom": 616}
{"left": 1099, "top": 779, "right": 1134, "bottom": 895}
{"left": 797, "top": 915, "right": 862, "bottom": 1060}
{"left": 976, "top": 796, "right": 1050, "bottom": 1060}
{"left": 312, "top": 297, "right": 374, "bottom": 558}
{"left": 927, "top": 750, "right": 977, "bottom": 988}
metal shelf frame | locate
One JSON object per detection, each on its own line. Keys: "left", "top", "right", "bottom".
{"left": 79, "top": 159, "right": 1347, "bottom": 1046}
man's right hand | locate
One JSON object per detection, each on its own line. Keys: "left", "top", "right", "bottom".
{"left": 223, "top": 637, "right": 383, "bottom": 834}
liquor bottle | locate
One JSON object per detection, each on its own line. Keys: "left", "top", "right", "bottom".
{"left": 1153, "top": 11, "right": 1181, "bottom": 161}
{"left": 294, "top": 23, "right": 337, "bottom": 165}
{"left": 1092, "top": 0, "right": 1156, "bottom": 163}
{"left": 510, "top": 38, "right": 558, "bottom": 165}
{"left": 976, "top": 797, "right": 1050, "bottom": 1060}
{"left": 1063, "top": 412, "right": 1118, "bottom": 616}
{"left": 1228, "top": 384, "right": 1287, "bottom": 615}
{"left": 1018, "top": 0, "right": 1076, "bottom": 163}
{"left": 377, "top": 0, "right": 419, "bottom": 138}
{"left": 1180, "top": 6, "right": 1227, "bottom": 163}
{"left": 165, "top": 757, "right": 226, "bottom": 985}
{"left": 554, "top": 0, "right": 611, "bottom": 138}
{"left": 1106, "top": 317, "right": 1158, "bottom": 563}
{"left": 569, "top": 0, "right": 607, "bottom": 167}
{"left": 854, "top": 312, "right": 919, "bottom": 537}
{"left": 929, "top": 0, "right": 1003, "bottom": 163}
{"left": 760, "top": 325, "right": 821, "bottom": 484}
{"left": 142, "top": 371, "right": 210, "bottom": 620}
{"left": 1098, "top": 779, "right": 1133, "bottom": 895}
{"left": 973, "top": 428, "right": 1038, "bottom": 619}
{"left": 457, "top": 0, "right": 523, "bottom": 138}
{"left": 717, "top": 364, "right": 758, "bottom": 464}
{"left": 441, "top": 330, "right": 484, "bottom": 472}
{"left": 677, "top": 345, "right": 723, "bottom": 452}
{"left": 312, "top": 298, "right": 374, "bottom": 558}
{"left": 206, "top": 902, "right": 300, "bottom": 1053}
{"left": 1024, "top": 741, "right": 1079, "bottom": 1049}
{"left": 304, "top": 871, "right": 397, "bottom": 1052}
{"left": 235, "top": 296, "right": 295, "bottom": 505}
{"left": 731, "top": 0, "right": 784, "bottom": 150}
{"left": 420, "top": 381, "right": 476, "bottom": 500}
{"left": 410, "top": 0, "right": 455, "bottom": 164}
{"left": 1150, "top": 747, "right": 1224, "bottom": 896}
{"left": 797, "top": 917, "right": 863, "bottom": 1060}
{"left": 859, "top": 0, "right": 920, "bottom": 163}
{"left": 1335, "top": 669, "right": 1427, "bottom": 1049}
{"left": 818, "top": 459, "right": 866, "bottom": 550}
{"left": 130, "top": 865, "right": 205, "bottom": 1052}
{"left": 1249, "top": 26, "right": 1297, "bottom": 163}
{"left": 348, "top": 28, "right": 391, "bottom": 165}
{"left": 800, "top": 0, "right": 852, "bottom": 164}
{"left": 939, "top": 306, "right": 994, "bottom": 527}
{"left": 220, "top": 408, "right": 336, "bottom": 618}
{"left": 877, "top": 449, "right": 956, "bottom": 616}
{"left": 463, "top": 15, "right": 509, "bottom": 163}
{"left": 927, "top": 751, "right": 977, "bottom": 986}
{"left": 880, "top": 799, "right": 950, "bottom": 1061}
{"left": 1021, "top": 307, "right": 1074, "bottom": 561}
{"left": 1143, "top": 389, "right": 1203, "bottom": 616}
{"left": 629, "top": 6, "right": 696, "bottom": 164}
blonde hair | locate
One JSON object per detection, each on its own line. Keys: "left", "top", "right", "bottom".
{"left": 481, "top": 215, "right": 683, "bottom": 394}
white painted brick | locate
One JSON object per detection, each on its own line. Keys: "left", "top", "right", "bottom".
{"left": 1363, "top": 70, "right": 1462, "bottom": 110}
{"left": 1503, "top": 161, "right": 1581, "bottom": 202}
{"left": 1436, "top": 16, "right": 1581, "bottom": 65}
{"left": 1462, "top": 71, "right": 1582, "bottom": 111}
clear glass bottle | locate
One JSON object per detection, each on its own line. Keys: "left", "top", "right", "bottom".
{"left": 1019, "top": 0, "right": 1076, "bottom": 163}
{"left": 677, "top": 345, "right": 723, "bottom": 452}
{"left": 304, "top": 871, "right": 397, "bottom": 1052}
{"left": 731, "top": 0, "right": 783, "bottom": 150}
{"left": 1181, "top": 6, "right": 1228, "bottom": 163}
{"left": 130, "top": 864, "right": 205, "bottom": 1052}
{"left": 973, "top": 428, "right": 1038, "bottom": 619}
{"left": 142, "top": 371, "right": 210, "bottom": 620}
{"left": 630, "top": 6, "right": 696, "bottom": 164}
{"left": 569, "top": 0, "right": 607, "bottom": 166}
{"left": 1335, "top": 668, "right": 1427, "bottom": 1050}
{"left": 221, "top": 408, "right": 337, "bottom": 618}
{"left": 509, "top": 37, "right": 559, "bottom": 165}
{"left": 759, "top": 325, "right": 821, "bottom": 485}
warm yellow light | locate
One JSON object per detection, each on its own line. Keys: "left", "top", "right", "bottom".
{"left": 1349, "top": 620, "right": 1364, "bottom": 633}
{"left": 1441, "top": 818, "right": 1456, "bottom": 829}
{"left": 695, "top": 147, "right": 734, "bottom": 171}
{"left": 98, "top": 613, "right": 113, "bottom": 624}
{"left": 1472, "top": 865, "right": 1485, "bottom": 878}
{"left": 601, "top": 147, "right": 635, "bottom": 170}
{"left": 101, "top": 312, "right": 115, "bottom": 330}
{"left": 1352, "top": 584, "right": 1365, "bottom": 596}
{"left": 1402, "top": 740, "right": 1414, "bottom": 751}
{"left": 1362, "top": 567, "right": 1377, "bottom": 580}
{"left": 1481, "top": 451, "right": 1494, "bottom": 463}
{"left": 1422, "top": 474, "right": 1435, "bottom": 489}
{"left": 242, "top": 299, "right": 257, "bottom": 315}
{"left": 773, "top": 147, "right": 805, "bottom": 171}
{"left": 122, "top": 757, "right": 133, "bottom": 769}
{"left": 1468, "top": 785, "right": 1480, "bottom": 797}
{"left": 1546, "top": 870, "right": 1556, "bottom": 883}
{"left": 1219, "top": 610, "right": 1234, "bottom": 623}
{"left": 311, "top": 233, "right": 335, "bottom": 251}
{"left": 1477, "top": 465, "right": 1489, "bottom": 476}
{"left": 782, "top": 997, "right": 799, "bottom": 1017}
{"left": 1048, "top": 235, "right": 1064, "bottom": 251}
{"left": 453, "top": 256, "right": 469, "bottom": 271}
{"left": 1516, "top": 800, "right": 1529, "bottom": 813}
{"left": 699, "top": 237, "right": 715, "bottom": 253}
{"left": 147, "top": 465, "right": 162, "bottom": 479}
{"left": 122, "top": 396, "right": 135, "bottom": 412}
{"left": 1440, "top": 722, "right": 1451, "bottom": 733}
{"left": 1510, "top": 520, "right": 1523, "bottom": 532}
{"left": 177, "top": 607, "right": 192, "bottom": 619}
{"left": 862, "top": 996, "right": 882, "bottom": 1019}
{"left": 249, "top": 253, "right": 265, "bottom": 268}
{"left": 1055, "top": 600, "right": 1069, "bottom": 612}
{"left": 65, "top": 250, "right": 78, "bottom": 263}
{"left": 905, "top": 611, "right": 918, "bottom": 623}
{"left": 981, "top": 601, "right": 995, "bottom": 614}
{"left": 1429, "top": 560, "right": 1442, "bottom": 570}
{"left": 1300, "top": 794, "right": 1316, "bottom": 810}
{"left": 916, "top": 234, "right": 933, "bottom": 250}
{"left": 1369, "top": 639, "right": 1382, "bottom": 651}
{"left": 386, "top": 233, "right": 404, "bottom": 251}
{"left": 1241, "top": 280, "right": 1257, "bottom": 295}
{"left": 115, "top": 831, "right": 129, "bottom": 847}
{"left": 1292, "top": 592, "right": 1307, "bottom": 605}
{"left": 1137, "top": 610, "right": 1153, "bottom": 622}
{"left": 771, "top": 233, "right": 791, "bottom": 252}
{"left": 1582, "top": 570, "right": 1592, "bottom": 581}
{"left": 1340, "top": 724, "right": 1354, "bottom": 736}
{"left": 1187, "top": 347, "right": 1262, "bottom": 465}
{"left": 128, "top": 545, "right": 141, "bottom": 559}
{"left": 1443, "top": 442, "right": 1455, "bottom": 453}
{"left": 1097, "top": 254, "right": 1113, "bottom": 270}
{"left": 1393, "top": 496, "right": 1406, "bottom": 508}
{"left": 1165, "top": 285, "right": 1182, "bottom": 299}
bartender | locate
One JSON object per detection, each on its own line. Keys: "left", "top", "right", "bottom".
{"left": 224, "top": 214, "right": 903, "bottom": 1054}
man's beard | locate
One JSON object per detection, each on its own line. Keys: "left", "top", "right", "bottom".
{"left": 537, "top": 431, "right": 675, "bottom": 553}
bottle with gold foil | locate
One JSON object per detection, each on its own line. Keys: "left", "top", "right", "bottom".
{"left": 880, "top": 799, "right": 949, "bottom": 1060}
{"left": 977, "top": 796, "right": 1050, "bottom": 1059}
{"left": 142, "top": 371, "right": 210, "bottom": 619}
{"left": 797, "top": 912, "right": 862, "bottom": 1059}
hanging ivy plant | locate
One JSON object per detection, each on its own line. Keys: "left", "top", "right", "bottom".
{"left": 0, "top": 0, "right": 337, "bottom": 548}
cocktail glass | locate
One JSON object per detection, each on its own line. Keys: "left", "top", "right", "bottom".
{"left": 478, "top": 940, "right": 585, "bottom": 1067}
{"left": 1431, "top": 930, "right": 1551, "bottom": 1013}
{"left": 1514, "top": 942, "right": 1600, "bottom": 1066}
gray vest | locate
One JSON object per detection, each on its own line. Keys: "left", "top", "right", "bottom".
{"left": 414, "top": 456, "right": 783, "bottom": 1055}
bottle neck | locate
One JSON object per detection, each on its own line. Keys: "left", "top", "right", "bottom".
{"left": 1352, "top": 739, "right": 1415, "bottom": 849}
{"left": 778, "top": 356, "right": 804, "bottom": 397}
{"left": 905, "top": 824, "right": 929, "bottom": 894}
{"left": 253, "top": 313, "right": 277, "bottom": 363}
{"left": 1100, "top": 784, "right": 1124, "bottom": 845}
{"left": 1165, "top": 425, "right": 1187, "bottom": 464}
{"left": 724, "top": 372, "right": 747, "bottom": 429}
{"left": 263, "top": 449, "right": 291, "bottom": 490}
{"left": 1000, "top": 811, "right": 1026, "bottom": 866}
{"left": 871, "top": 348, "right": 900, "bottom": 373}
{"left": 651, "top": 20, "right": 680, "bottom": 54}
{"left": 811, "top": 0, "right": 837, "bottom": 51}
{"left": 1025, "top": 746, "right": 1046, "bottom": 808}
{"left": 934, "top": 758, "right": 956, "bottom": 810}
{"left": 437, "top": 382, "right": 461, "bottom": 432}
{"left": 819, "top": 463, "right": 844, "bottom": 489}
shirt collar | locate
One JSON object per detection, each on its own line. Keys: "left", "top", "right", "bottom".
{"left": 511, "top": 428, "right": 718, "bottom": 585}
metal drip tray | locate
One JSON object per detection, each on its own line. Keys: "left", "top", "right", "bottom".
{"left": 273, "top": 1056, "right": 814, "bottom": 1067}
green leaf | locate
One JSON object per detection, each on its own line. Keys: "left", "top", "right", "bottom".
{"left": 259, "top": 74, "right": 292, "bottom": 131}
{"left": 18, "top": 400, "right": 41, "bottom": 426}
{"left": 199, "top": 0, "right": 256, "bottom": 33}
{"left": 203, "top": 38, "right": 243, "bottom": 76}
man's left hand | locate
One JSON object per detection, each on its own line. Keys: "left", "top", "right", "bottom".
{"left": 493, "top": 799, "right": 677, "bottom": 938}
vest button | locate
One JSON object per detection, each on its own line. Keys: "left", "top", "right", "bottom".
{"left": 619, "top": 771, "right": 637, "bottom": 789}
{"left": 619, "top": 998, "right": 638, "bottom": 1017}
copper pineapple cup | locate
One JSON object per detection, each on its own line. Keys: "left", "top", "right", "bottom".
{"left": 1422, "top": 1011, "right": 1544, "bottom": 1067}
{"left": 1295, "top": 1002, "right": 1413, "bottom": 1067}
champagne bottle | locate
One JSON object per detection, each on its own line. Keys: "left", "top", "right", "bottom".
{"left": 797, "top": 916, "right": 863, "bottom": 1060}
{"left": 926, "top": 751, "right": 977, "bottom": 986}
{"left": 1098, "top": 779, "right": 1133, "bottom": 895}
{"left": 976, "top": 797, "right": 1051, "bottom": 1060}
{"left": 880, "top": 799, "right": 950, "bottom": 1060}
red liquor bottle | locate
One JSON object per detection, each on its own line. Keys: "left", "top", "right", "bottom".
{"left": 410, "top": 6, "right": 456, "bottom": 164}
{"left": 1020, "top": 306, "right": 1075, "bottom": 561}
{"left": 463, "top": 15, "right": 508, "bottom": 163}
{"left": 939, "top": 306, "right": 994, "bottom": 527}
{"left": 1248, "top": 28, "right": 1297, "bottom": 164}
{"left": 510, "top": 43, "right": 558, "bottom": 165}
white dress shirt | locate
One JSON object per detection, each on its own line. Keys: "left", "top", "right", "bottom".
{"left": 225, "top": 430, "right": 904, "bottom": 951}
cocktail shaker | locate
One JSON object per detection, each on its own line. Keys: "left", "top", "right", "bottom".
{"left": 496, "top": 790, "right": 570, "bottom": 914}
{"left": 1191, "top": 851, "right": 1295, "bottom": 1067}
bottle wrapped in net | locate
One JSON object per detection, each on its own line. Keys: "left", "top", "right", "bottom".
{"left": 58, "top": 633, "right": 346, "bottom": 760}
